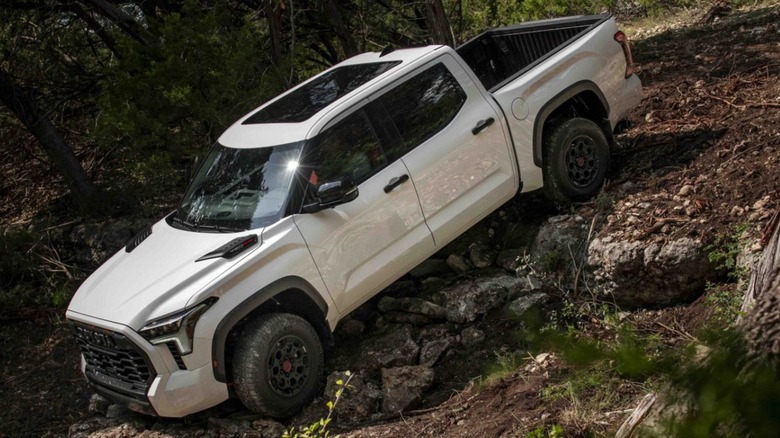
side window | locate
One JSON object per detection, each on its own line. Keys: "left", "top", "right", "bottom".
{"left": 309, "top": 109, "right": 387, "bottom": 185}
{"left": 378, "top": 62, "right": 467, "bottom": 161}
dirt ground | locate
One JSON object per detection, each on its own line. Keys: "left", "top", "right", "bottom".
{"left": 1, "top": 2, "right": 779, "bottom": 437}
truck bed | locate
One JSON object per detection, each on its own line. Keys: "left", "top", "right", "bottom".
{"left": 456, "top": 15, "right": 610, "bottom": 92}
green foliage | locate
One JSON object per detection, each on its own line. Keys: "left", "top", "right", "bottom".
{"left": 524, "top": 424, "right": 564, "bottom": 438}
{"left": 660, "top": 332, "right": 780, "bottom": 438}
{"left": 476, "top": 349, "right": 524, "bottom": 390}
{"left": 283, "top": 371, "right": 354, "bottom": 438}
{"left": 95, "top": 0, "right": 289, "bottom": 198}
{"left": 704, "top": 283, "right": 744, "bottom": 327}
{"left": 706, "top": 223, "right": 750, "bottom": 281}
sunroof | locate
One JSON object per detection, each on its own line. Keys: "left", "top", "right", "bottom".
{"left": 243, "top": 61, "right": 401, "bottom": 124}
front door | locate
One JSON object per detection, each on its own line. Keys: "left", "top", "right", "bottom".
{"left": 294, "top": 105, "right": 434, "bottom": 314}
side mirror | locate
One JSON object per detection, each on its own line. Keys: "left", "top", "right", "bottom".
{"left": 302, "top": 176, "right": 358, "bottom": 213}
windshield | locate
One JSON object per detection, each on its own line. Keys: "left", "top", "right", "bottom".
{"left": 174, "top": 141, "right": 304, "bottom": 232}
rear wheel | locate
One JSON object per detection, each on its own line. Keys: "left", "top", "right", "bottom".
{"left": 543, "top": 117, "right": 609, "bottom": 204}
{"left": 232, "top": 313, "right": 324, "bottom": 418}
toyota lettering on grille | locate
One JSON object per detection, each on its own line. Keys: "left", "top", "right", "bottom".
{"left": 77, "top": 326, "right": 117, "bottom": 349}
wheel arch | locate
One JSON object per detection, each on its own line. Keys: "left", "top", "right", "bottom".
{"left": 211, "top": 276, "right": 333, "bottom": 383}
{"left": 533, "top": 80, "right": 613, "bottom": 167}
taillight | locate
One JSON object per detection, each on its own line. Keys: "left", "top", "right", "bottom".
{"left": 614, "top": 31, "right": 634, "bottom": 78}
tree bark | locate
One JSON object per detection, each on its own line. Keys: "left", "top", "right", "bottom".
{"left": 425, "top": 0, "right": 454, "bottom": 46}
{"left": 742, "top": 208, "right": 780, "bottom": 361}
{"left": 264, "top": 0, "right": 284, "bottom": 65}
{"left": 0, "top": 68, "right": 101, "bottom": 212}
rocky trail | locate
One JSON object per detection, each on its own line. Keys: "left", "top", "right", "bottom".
{"left": 2, "top": 2, "right": 780, "bottom": 437}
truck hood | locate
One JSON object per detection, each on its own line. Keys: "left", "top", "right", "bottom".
{"left": 67, "top": 218, "right": 261, "bottom": 329}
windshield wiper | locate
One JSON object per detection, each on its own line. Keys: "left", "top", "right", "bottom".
{"left": 172, "top": 216, "right": 199, "bottom": 231}
{"left": 173, "top": 216, "right": 246, "bottom": 233}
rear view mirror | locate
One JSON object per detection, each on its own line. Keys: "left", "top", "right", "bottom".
{"left": 302, "top": 176, "right": 358, "bottom": 213}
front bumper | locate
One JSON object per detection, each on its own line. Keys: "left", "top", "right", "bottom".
{"left": 67, "top": 311, "right": 229, "bottom": 417}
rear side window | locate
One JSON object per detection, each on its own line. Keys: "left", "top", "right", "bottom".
{"left": 378, "top": 62, "right": 467, "bottom": 160}
{"left": 307, "top": 109, "right": 387, "bottom": 185}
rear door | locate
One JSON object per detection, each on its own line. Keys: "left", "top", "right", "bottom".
{"left": 371, "top": 55, "right": 516, "bottom": 245}
{"left": 293, "top": 104, "right": 434, "bottom": 314}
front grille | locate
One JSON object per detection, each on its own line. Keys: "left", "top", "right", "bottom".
{"left": 71, "top": 322, "right": 155, "bottom": 401}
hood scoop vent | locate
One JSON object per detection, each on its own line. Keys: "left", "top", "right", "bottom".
{"left": 196, "top": 234, "right": 259, "bottom": 262}
{"left": 125, "top": 226, "right": 153, "bottom": 253}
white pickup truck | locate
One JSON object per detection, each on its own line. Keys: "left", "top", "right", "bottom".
{"left": 67, "top": 14, "right": 641, "bottom": 418}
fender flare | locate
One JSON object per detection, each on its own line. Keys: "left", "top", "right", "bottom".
{"left": 211, "top": 276, "right": 330, "bottom": 383}
{"left": 532, "top": 80, "right": 610, "bottom": 167}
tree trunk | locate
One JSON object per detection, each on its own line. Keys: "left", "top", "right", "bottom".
{"left": 264, "top": 0, "right": 284, "bottom": 65}
{"left": 0, "top": 68, "right": 101, "bottom": 212}
{"left": 425, "top": 0, "right": 454, "bottom": 46}
{"left": 742, "top": 208, "right": 780, "bottom": 361}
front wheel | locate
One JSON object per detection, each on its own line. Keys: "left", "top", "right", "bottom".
{"left": 542, "top": 117, "right": 610, "bottom": 204}
{"left": 232, "top": 313, "right": 324, "bottom": 418}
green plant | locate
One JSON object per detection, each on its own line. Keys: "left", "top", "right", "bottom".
{"left": 524, "top": 423, "right": 564, "bottom": 438}
{"left": 706, "top": 223, "right": 750, "bottom": 281}
{"left": 283, "top": 371, "right": 354, "bottom": 438}
{"left": 476, "top": 349, "right": 524, "bottom": 391}
{"left": 704, "top": 282, "right": 744, "bottom": 326}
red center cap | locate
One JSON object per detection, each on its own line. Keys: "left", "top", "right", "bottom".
{"left": 576, "top": 156, "right": 586, "bottom": 167}
{"left": 282, "top": 358, "right": 293, "bottom": 373}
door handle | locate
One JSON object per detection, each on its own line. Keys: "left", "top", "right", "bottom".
{"left": 384, "top": 174, "right": 409, "bottom": 193}
{"left": 472, "top": 117, "right": 495, "bottom": 135}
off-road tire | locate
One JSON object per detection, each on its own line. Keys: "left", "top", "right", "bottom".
{"left": 542, "top": 117, "right": 610, "bottom": 204}
{"left": 232, "top": 313, "right": 324, "bottom": 418}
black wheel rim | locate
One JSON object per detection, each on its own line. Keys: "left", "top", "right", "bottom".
{"left": 564, "top": 134, "right": 600, "bottom": 188}
{"left": 267, "top": 335, "right": 310, "bottom": 397}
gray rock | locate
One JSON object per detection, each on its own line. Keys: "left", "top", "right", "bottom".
{"left": 588, "top": 236, "right": 717, "bottom": 307}
{"left": 530, "top": 215, "right": 589, "bottom": 270}
{"left": 208, "top": 418, "right": 244, "bottom": 436}
{"left": 446, "top": 254, "right": 470, "bottom": 274}
{"left": 104, "top": 404, "right": 132, "bottom": 420}
{"left": 381, "top": 365, "right": 435, "bottom": 414}
{"left": 383, "top": 311, "right": 433, "bottom": 326}
{"left": 460, "top": 327, "right": 485, "bottom": 347}
{"left": 496, "top": 249, "right": 526, "bottom": 273}
{"left": 377, "top": 296, "right": 446, "bottom": 320}
{"left": 335, "top": 318, "right": 366, "bottom": 339}
{"left": 441, "top": 275, "right": 526, "bottom": 323}
{"left": 469, "top": 244, "right": 495, "bottom": 269}
{"left": 252, "top": 419, "right": 285, "bottom": 437}
{"left": 506, "top": 293, "right": 549, "bottom": 320}
{"left": 358, "top": 325, "right": 420, "bottom": 373}
{"left": 88, "top": 393, "right": 110, "bottom": 416}
{"left": 409, "top": 259, "right": 451, "bottom": 278}
{"left": 416, "top": 324, "right": 456, "bottom": 344}
{"left": 67, "top": 417, "right": 123, "bottom": 438}
{"left": 419, "top": 337, "right": 455, "bottom": 366}
{"left": 323, "top": 371, "right": 382, "bottom": 424}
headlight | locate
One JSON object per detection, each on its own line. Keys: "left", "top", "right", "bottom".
{"left": 139, "top": 298, "right": 217, "bottom": 355}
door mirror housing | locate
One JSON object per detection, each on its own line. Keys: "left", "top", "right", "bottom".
{"left": 302, "top": 176, "right": 359, "bottom": 213}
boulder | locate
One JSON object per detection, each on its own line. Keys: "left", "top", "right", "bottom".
{"left": 530, "top": 215, "right": 590, "bottom": 272}
{"left": 441, "top": 275, "right": 527, "bottom": 323}
{"left": 381, "top": 365, "right": 435, "bottom": 414}
{"left": 469, "top": 243, "right": 495, "bottom": 269}
{"left": 588, "top": 236, "right": 717, "bottom": 307}
{"left": 323, "top": 371, "right": 382, "bottom": 424}
{"left": 356, "top": 325, "right": 420, "bottom": 373}
{"left": 460, "top": 327, "right": 485, "bottom": 347}
{"left": 505, "top": 292, "right": 550, "bottom": 320}
{"left": 419, "top": 337, "right": 455, "bottom": 367}
{"left": 377, "top": 296, "right": 446, "bottom": 320}
{"left": 382, "top": 311, "right": 433, "bottom": 326}
{"left": 446, "top": 254, "right": 470, "bottom": 274}
{"left": 496, "top": 248, "right": 526, "bottom": 273}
